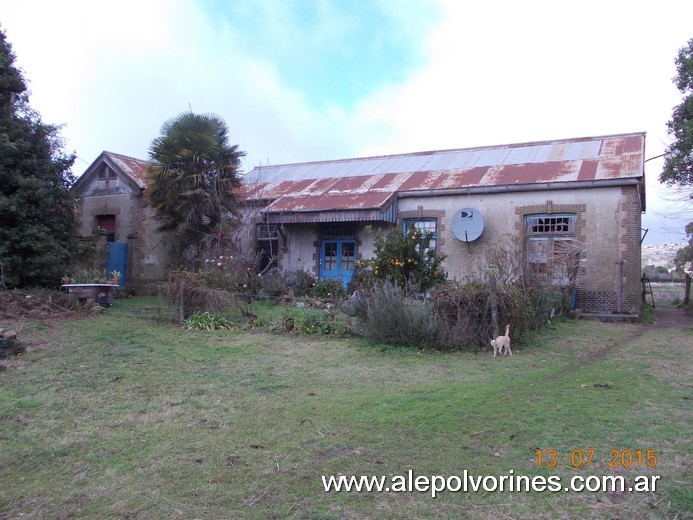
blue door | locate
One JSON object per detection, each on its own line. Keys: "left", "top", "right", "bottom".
{"left": 106, "top": 242, "right": 127, "bottom": 287}
{"left": 320, "top": 240, "right": 356, "bottom": 289}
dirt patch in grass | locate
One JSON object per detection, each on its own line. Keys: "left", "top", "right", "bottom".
{"left": 0, "top": 289, "right": 95, "bottom": 321}
{"left": 646, "top": 305, "right": 693, "bottom": 329}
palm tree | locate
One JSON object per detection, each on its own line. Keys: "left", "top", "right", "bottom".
{"left": 147, "top": 112, "right": 245, "bottom": 264}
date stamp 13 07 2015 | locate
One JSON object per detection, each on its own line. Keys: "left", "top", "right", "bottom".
{"left": 536, "top": 449, "right": 658, "bottom": 469}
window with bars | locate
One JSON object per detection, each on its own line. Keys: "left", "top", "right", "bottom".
{"left": 524, "top": 214, "right": 578, "bottom": 285}
{"left": 525, "top": 215, "right": 575, "bottom": 234}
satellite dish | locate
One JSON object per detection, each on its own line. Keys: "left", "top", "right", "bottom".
{"left": 451, "top": 207, "right": 485, "bottom": 243}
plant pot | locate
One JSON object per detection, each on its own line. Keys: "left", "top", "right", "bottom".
{"left": 111, "top": 279, "right": 119, "bottom": 285}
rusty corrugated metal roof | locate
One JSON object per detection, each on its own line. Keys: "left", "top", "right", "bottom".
{"left": 103, "top": 152, "right": 149, "bottom": 188}
{"left": 244, "top": 133, "right": 645, "bottom": 214}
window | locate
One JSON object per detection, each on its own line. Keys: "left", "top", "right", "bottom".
{"left": 98, "top": 166, "right": 117, "bottom": 181}
{"left": 525, "top": 214, "right": 578, "bottom": 285}
{"left": 96, "top": 214, "right": 116, "bottom": 242}
{"left": 403, "top": 218, "right": 438, "bottom": 251}
{"left": 321, "top": 223, "right": 356, "bottom": 239}
{"left": 525, "top": 215, "right": 575, "bottom": 234}
{"left": 256, "top": 223, "right": 280, "bottom": 271}
{"left": 341, "top": 242, "right": 355, "bottom": 271}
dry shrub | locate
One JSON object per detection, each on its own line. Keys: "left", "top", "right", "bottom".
{"left": 159, "top": 270, "right": 235, "bottom": 321}
{"left": 347, "top": 279, "right": 558, "bottom": 351}
{"left": 431, "top": 282, "right": 538, "bottom": 351}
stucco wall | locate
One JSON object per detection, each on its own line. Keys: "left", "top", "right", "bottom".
{"left": 395, "top": 185, "right": 641, "bottom": 313}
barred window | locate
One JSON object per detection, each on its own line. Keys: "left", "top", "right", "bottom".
{"left": 525, "top": 215, "right": 575, "bottom": 234}
{"left": 524, "top": 214, "right": 578, "bottom": 286}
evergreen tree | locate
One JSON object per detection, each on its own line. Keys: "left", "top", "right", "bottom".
{"left": 660, "top": 39, "right": 693, "bottom": 272}
{"left": 0, "top": 28, "right": 78, "bottom": 287}
{"left": 660, "top": 38, "right": 693, "bottom": 188}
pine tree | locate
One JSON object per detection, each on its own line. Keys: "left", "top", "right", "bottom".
{"left": 0, "top": 28, "right": 78, "bottom": 287}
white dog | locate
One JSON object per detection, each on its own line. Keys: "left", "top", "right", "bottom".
{"left": 491, "top": 324, "right": 512, "bottom": 357}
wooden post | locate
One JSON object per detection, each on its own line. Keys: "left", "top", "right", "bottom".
{"left": 178, "top": 276, "right": 185, "bottom": 323}
{"left": 488, "top": 265, "right": 499, "bottom": 338}
{"left": 685, "top": 274, "right": 691, "bottom": 306}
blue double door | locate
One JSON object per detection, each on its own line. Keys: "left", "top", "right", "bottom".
{"left": 320, "top": 240, "right": 356, "bottom": 289}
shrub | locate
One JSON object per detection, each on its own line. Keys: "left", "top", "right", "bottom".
{"left": 159, "top": 270, "right": 235, "bottom": 321}
{"left": 359, "top": 227, "right": 446, "bottom": 292}
{"left": 295, "top": 312, "right": 350, "bottom": 336}
{"left": 257, "top": 271, "right": 289, "bottom": 299}
{"left": 355, "top": 281, "right": 440, "bottom": 349}
{"left": 313, "top": 278, "right": 344, "bottom": 300}
{"left": 347, "top": 279, "right": 557, "bottom": 352}
{"left": 285, "top": 269, "right": 317, "bottom": 297}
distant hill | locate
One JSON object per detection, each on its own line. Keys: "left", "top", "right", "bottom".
{"left": 641, "top": 242, "right": 685, "bottom": 270}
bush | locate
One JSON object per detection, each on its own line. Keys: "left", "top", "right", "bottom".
{"left": 353, "top": 281, "right": 440, "bottom": 349}
{"left": 285, "top": 269, "right": 317, "bottom": 298}
{"left": 313, "top": 278, "right": 344, "bottom": 300}
{"left": 346, "top": 279, "right": 557, "bottom": 352}
{"left": 257, "top": 271, "right": 289, "bottom": 299}
{"left": 359, "top": 227, "right": 446, "bottom": 292}
{"left": 159, "top": 270, "right": 235, "bottom": 321}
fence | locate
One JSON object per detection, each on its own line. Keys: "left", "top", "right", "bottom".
{"left": 642, "top": 275, "right": 691, "bottom": 308}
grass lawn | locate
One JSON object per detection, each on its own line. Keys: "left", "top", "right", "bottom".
{"left": 0, "top": 297, "right": 691, "bottom": 519}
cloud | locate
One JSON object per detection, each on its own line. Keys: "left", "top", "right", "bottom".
{"left": 1, "top": 0, "right": 692, "bottom": 243}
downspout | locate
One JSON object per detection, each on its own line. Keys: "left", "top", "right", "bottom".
{"left": 616, "top": 259, "right": 624, "bottom": 313}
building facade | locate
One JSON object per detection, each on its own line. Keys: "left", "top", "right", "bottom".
{"left": 74, "top": 133, "right": 646, "bottom": 314}
{"left": 240, "top": 133, "right": 646, "bottom": 315}
{"left": 72, "top": 152, "right": 175, "bottom": 292}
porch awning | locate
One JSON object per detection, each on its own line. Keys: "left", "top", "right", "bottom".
{"left": 264, "top": 192, "right": 398, "bottom": 224}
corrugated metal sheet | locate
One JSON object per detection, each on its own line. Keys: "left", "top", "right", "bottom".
{"left": 243, "top": 133, "right": 645, "bottom": 217}
{"left": 104, "top": 152, "right": 149, "bottom": 188}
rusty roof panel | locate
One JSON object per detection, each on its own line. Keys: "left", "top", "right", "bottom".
{"left": 105, "top": 152, "right": 149, "bottom": 188}
{"left": 577, "top": 160, "right": 598, "bottom": 181}
{"left": 243, "top": 133, "right": 645, "bottom": 211}
{"left": 267, "top": 191, "right": 394, "bottom": 213}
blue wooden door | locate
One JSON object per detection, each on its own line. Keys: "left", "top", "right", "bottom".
{"left": 320, "top": 240, "right": 356, "bottom": 289}
{"left": 106, "top": 242, "right": 127, "bottom": 287}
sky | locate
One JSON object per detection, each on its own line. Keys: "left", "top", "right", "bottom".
{"left": 1, "top": 0, "right": 692, "bottom": 245}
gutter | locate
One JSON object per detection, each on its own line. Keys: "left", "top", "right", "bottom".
{"left": 396, "top": 178, "right": 643, "bottom": 199}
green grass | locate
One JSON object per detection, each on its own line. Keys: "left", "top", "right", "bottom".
{"left": 0, "top": 297, "right": 691, "bottom": 519}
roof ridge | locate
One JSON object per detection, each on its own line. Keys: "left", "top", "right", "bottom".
{"left": 251, "top": 131, "right": 647, "bottom": 170}
{"left": 102, "top": 151, "right": 149, "bottom": 163}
